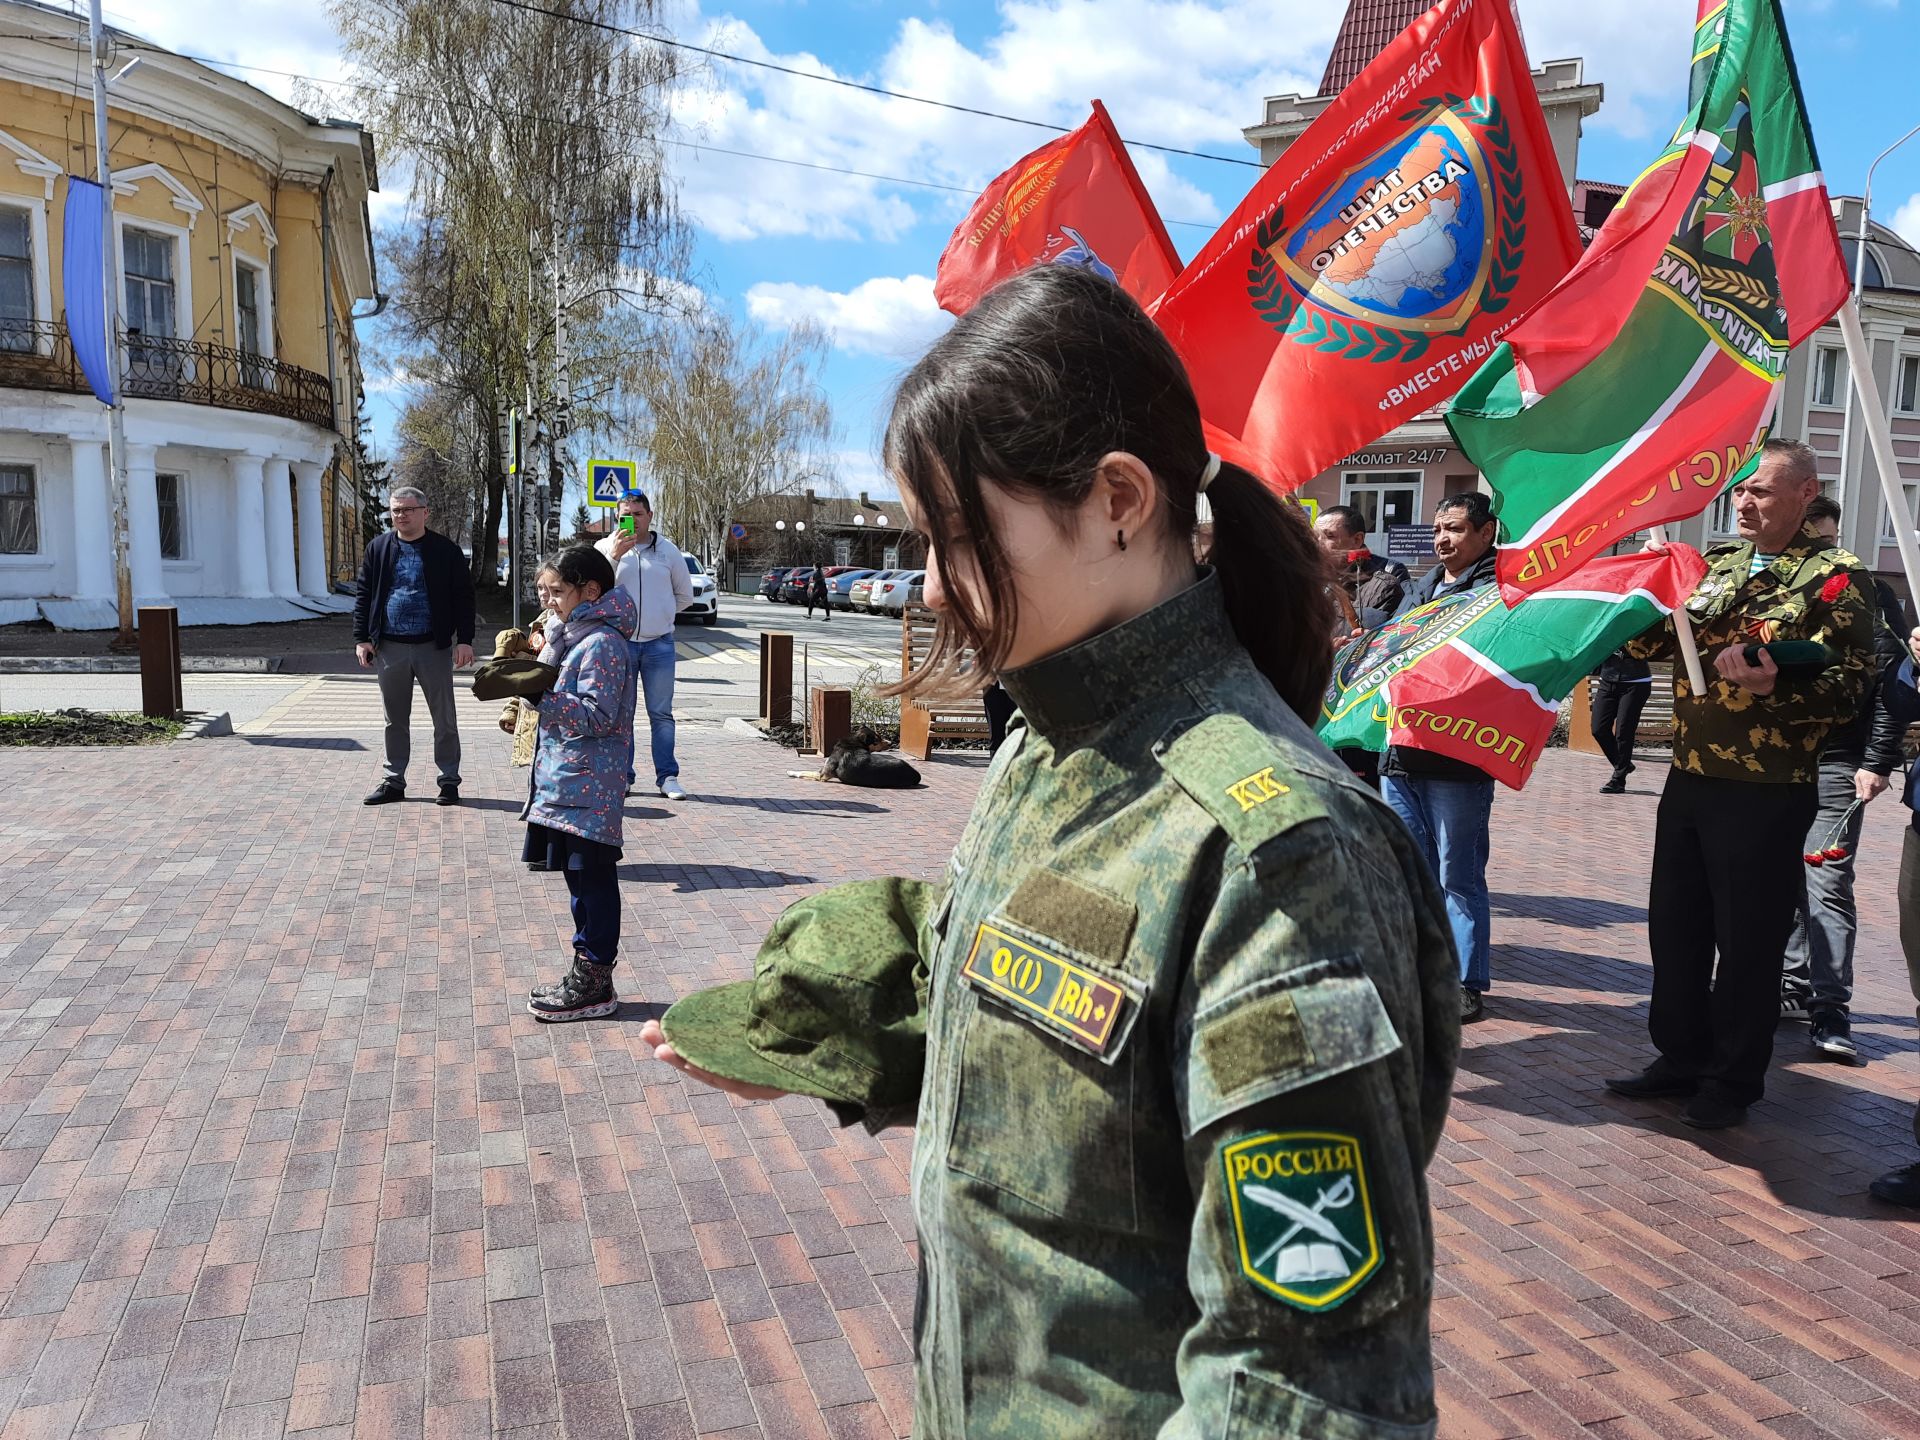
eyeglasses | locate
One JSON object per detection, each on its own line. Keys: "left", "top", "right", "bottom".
{"left": 388, "top": 506, "right": 424, "bottom": 517}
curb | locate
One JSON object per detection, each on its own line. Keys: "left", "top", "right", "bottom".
{"left": 0, "top": 656, "right": 282, "bottom": 674}
{"left": 721, "top": 716, "right": 766, "bottom": 740}
{"left": 177, "top": 711, "right": 234, "bottom": 740}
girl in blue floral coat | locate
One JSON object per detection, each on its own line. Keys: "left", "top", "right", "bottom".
{"left": 522, "top": 546, "right": 638, "bottom": 1022}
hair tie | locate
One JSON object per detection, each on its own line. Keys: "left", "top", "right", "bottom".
{"left": 1198, "top": 452, "right": 1221, "bottom": 493}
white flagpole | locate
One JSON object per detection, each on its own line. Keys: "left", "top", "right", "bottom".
{"left": 1836, "top": 301, "right": 1920, "bottom": 597}
{"left": 1651, "top": 524, "right": 1709, "bottom": 694}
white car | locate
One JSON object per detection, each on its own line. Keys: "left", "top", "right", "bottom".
{"left": 873, "top": 570, "right": 924, "bottom": 615}
{"left": 849, "top": 570, "right": 894, "bottom": 611}
{"left": 676, "top": 555, "right": 720, "bottom": 625}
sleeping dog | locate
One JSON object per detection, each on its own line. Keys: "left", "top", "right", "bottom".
{"left": 789, "top": 725, "right": 922, "bottom": 788}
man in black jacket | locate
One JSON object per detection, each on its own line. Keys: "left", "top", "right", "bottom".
{"left": 1779, "top": 496, "right": 1909, "bottom": 1060}
{"left": 352, "top": 487, "right": 476, "bottom": 806}
{"left": 1315, "top": 504, "right": 1410, "bottom": 628}
{"left": 1384, "top": 492, "right": 1503, "bottom": 1024}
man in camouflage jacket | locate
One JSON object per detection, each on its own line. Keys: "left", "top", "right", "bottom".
{"left": 1609, "top": 442, "right": 1874, "bottom": 1130}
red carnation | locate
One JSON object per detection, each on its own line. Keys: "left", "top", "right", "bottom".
{"left": 1819, "top": 573, "right": 1850, "bottom": 604}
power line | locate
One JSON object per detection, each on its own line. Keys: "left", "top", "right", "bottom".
{"left": 0, "top": 28, "right": 1226, "bottom": 231}
{"left": 478, "top": 0, "right": 1264, "bottom": 170}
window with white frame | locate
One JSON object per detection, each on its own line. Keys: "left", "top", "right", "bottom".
{"left": 123, "top": 227, "right": 178, "bottom": 378}
{"left": 235, "top": 260, "right": 269, "bottom": 388}
{"left": 0, "top": 207, "right": 32, "bottom": 354}
{"left": 1810, "top": 346, "right": 1842, "bottom": 408}
{"left": 1709, "top": 488, "right": 1740, "bottom": 538}
{"left": 157, "top": 472, "right": 186, "bottom": 560}
{"left": 0, "top": 464, "right": 38, "bottom": 554}
{"left": 1897, "top": 354, "right": 1920, "bottom": 416}
{"left": 1880, "top": 483, "right": 1920, "bottom": 546}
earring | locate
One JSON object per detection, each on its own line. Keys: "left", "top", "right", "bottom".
{"left": 1117, "top": 529, "right": 1127, "bottom": 552}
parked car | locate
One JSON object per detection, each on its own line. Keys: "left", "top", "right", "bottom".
{"left": 676, "top": 554, "right": 719, "bottom": 626}
{"left": 759, "top": 567, "right": 791, "bottom": 601}
{"left": 849, "top": 570, "right": 894, "bottom": 611}
{"left": 780, "top": 567, "right": 817, "bottom": 603}
{"left": 827, "top": 569, "right": 877, "bottom": 609}
{"left": 873, "top": 570, "right": 924, "bottom": 615}
{"left": 906, "top": 577, "right": 926, "bottom": 609}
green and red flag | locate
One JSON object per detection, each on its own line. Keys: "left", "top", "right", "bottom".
{"left": 1149, "top": 0, "right": 1581, "bottom": 492}
{"left": 1317, "top": 545, "right": 1708, "bottom": 789}
{"left": 1447, "top": 0, "right": 1849, "bottom": 596}
{"left": 933, "top": 100, "right": 1181, "bottom": 317}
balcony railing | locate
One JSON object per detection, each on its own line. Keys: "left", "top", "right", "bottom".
{"left": 0, "top": 318, "right": 335, "bottom": 431}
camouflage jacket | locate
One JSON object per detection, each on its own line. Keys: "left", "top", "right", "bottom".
{"left": 1624, "top": 525, "right": 1874, "bottom": 784}
{"left": 795, "top": 575, "right": 1461, "bottom": 1438}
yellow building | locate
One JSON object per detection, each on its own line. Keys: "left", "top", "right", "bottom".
{"left": 0, "top": 0, "right": 379, "bottom": 624}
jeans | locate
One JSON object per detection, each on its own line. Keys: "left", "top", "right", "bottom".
{"left": 565, "top": 863, "right": 621, "bottom": 968}
{"left": 629, "top": 633, "right": 678, "bottom": 786}
{"left": 1383, "top": 773, "right": 1493, "bottom": 991}
{"left": 1782, "top": 757, "right": 1867, "bottom": 1018}
{"left": 1898, "top": 825, "right": 1920, "bottom": 1147}
{"left": 1647, "top": 770, "right": 1816, "bottom": 1107}
{"left": 374, "top": 639, "right": 461, "bottom": 786}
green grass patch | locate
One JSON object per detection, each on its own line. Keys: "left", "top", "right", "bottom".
{"left": 0, "top": 709, "right": 186, "bottom": 746}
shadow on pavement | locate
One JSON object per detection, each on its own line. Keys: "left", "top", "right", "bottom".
{"left": 241, "top": 736, "right": 366, "bottom": 751}
{"left": 692, "top": 793, "right": 889, "bottom": 815}
{"left": 617, "top": 863, "right": 814, "bottom": 892}
{"left": 1491, "top": 891, "right": 1645, "bottom": 930}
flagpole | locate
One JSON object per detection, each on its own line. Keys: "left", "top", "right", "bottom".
{"left": 1651, "top": 524, "right": 1709, "bottom": 695}
{"left": 1837, "top": 301, "right": 1920, "bottom": 598}
{"left": 88, "top": 0, "right": 135, "bottom": 650}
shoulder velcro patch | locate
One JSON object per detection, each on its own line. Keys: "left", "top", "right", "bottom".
{"left": 1155, "top": 714, "right": 1329, "bottom": 857}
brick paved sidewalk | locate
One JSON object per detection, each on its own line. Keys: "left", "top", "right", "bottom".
{"left": 0, "top": 729, "right": 1915, "bottom": 1439}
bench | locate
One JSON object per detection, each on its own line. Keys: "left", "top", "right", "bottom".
{"left": 898, "top": 602, "right": 991, "bottom": 760}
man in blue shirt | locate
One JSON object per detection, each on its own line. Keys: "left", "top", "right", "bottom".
{"left": 351, "top": 487, "right": 476, "bottom": 805}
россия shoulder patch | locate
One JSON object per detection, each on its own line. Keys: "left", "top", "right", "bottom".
{"left": 1221, "top": 1130, "right": 1382, "bottom": 1312}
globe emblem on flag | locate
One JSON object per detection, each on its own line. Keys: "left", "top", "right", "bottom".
{"left": 1248, "top": 95, "right": 1529, "bottom": 365}
{"left": 1279, "top": 112, "right": 1493, "bottom": 330}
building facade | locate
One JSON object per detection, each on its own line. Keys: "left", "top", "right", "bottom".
{"left": 0, "top": 0, "right": 379, "bottom": 627}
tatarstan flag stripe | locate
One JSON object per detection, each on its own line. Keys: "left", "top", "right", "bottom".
{"left": 1316, "top": 547, "right": 1708, "bottom": 790}
{"left": 1447, "top": 0, "right": 1848, "bottom": 598}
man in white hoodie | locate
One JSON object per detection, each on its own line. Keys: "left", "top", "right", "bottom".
{"left": 596, "top": 489, "right": 695, "bottom": 799}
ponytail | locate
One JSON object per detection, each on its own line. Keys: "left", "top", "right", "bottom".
{"left": 1204, "top": 463, "right": 1333, "bottom": 722}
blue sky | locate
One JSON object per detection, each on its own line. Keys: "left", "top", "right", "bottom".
{"left": 126, "top": 0, "right": 1920, "bottom": 506}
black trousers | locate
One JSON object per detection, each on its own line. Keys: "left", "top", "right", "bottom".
{"left": 1898, "top": 826, "right": 1920, "bottom": 1148}
{"left": 1590, "top": 679, "right": 1651, "bottom": 782}
{"left": 1647, "top": 770, "right": 1817, "bottom": 1106}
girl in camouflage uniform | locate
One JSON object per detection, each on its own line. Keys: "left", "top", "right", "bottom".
{"left": 644, "top": 266, "right": 1460, "bottom": 1438}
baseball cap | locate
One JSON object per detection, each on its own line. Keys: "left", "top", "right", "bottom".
{"left": 661, "top": 878, "right": 936, "bottom": 1105}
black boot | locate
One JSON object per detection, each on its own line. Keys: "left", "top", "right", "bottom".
{"left": 528, "top": 956, "right": 617, "bottom": 1023}
{"left": 363, "top": 781, "right": 405, "bottom": 805}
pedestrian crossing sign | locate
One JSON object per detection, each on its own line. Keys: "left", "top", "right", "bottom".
{"left": 588, "top": 460, "right": 637, "bottom": 508}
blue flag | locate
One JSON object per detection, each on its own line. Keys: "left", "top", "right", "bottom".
{"left": 63, "top": 176, "right": 114, "bottom": 405}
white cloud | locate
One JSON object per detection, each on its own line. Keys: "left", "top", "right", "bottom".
{"left": 1525, "top": 3, "right": 1702, "bottom": 140}
{"left": 1893, "top": 193, "right": 1920, "bottom": 251}
{"left": 746, "top": 275, "right": 950, "bottom": 360}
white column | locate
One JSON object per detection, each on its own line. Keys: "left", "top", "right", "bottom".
{"left": 293, "top": 460, "right": 327, "bottom": 597}
{"left": 67, "top": 441, "right": 113, "bottom": 599}
{"left": 229, "top": 452, "right": 271, "bottom": 598}
{"left": 126, "top": 443, "right": 166, "bottom": 601}
{"left": 264, "top": 459, "right": 299, "bottom": 599}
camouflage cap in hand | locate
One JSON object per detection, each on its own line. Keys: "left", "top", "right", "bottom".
{"left": 470, "top": 656, "right": 559, "bottom": 701}
{"left": 661, "top": 878, "right": 935, "bottom": 1105}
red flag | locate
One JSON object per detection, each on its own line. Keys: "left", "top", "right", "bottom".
{"left": 1151, "top": 0, "right": 1582, "bottom": 491}
{"left": 933, "top": 101, "right": 1181, "bottom": 316}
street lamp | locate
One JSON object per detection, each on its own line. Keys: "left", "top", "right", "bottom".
{"left": 1836, "top": 120, "right": 1920, "bottom": 553}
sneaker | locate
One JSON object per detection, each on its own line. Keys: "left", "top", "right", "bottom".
{"left": 1869, "top": 1162, "right": 1920, "bottom": 1209}
{"left": 528, "top": 957, "right": 618, "bottom": 1023}
{"left": 1778, "top": 996, "right": 1811, "bottom": 1024}
{"left": 363, "top": 781, "right": 405, "bottom": 806}
{"left": 1605, "top": 1063, "right": 1699, "bottom": 1100}
{"left": 1460, "top": 987, "right": 1485, "bottom": 1024}
{"left": 1680, "top": 1093, "right": 1748, "bottom": 1130}
{"left": 1598, "top": 777, "right": 1626, "bottom": 794}
{"left": 436, "top": 782, "right": 460, "bottom": 807}
{"left": 1809, "top": 1014, "right": 1859, "bottom": 1062}
{"left": 658, "top": 777, "right": 688, "bottom": 801}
